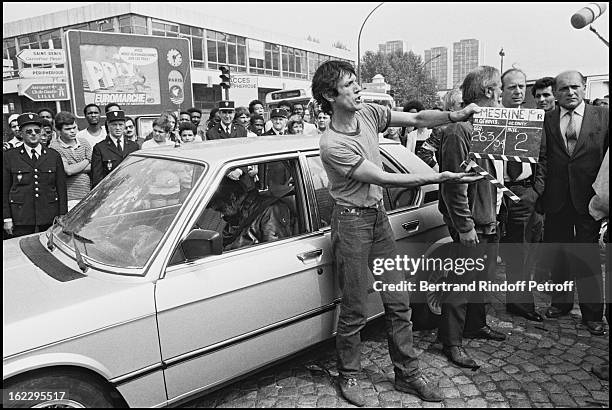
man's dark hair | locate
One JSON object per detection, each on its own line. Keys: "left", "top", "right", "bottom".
{"left": 250, "top": 114, "right": 265, "bottom": 125}
{"left": 179, "top": 122, "right": 197, "bottom": 135}
{"left": 501, "top": 68, "right": 526, "bottom": 89}
{"left": 248, "top": 99, "right": 264, "bottom": 114}
{"left": 187, "top": 107, "right": 202, "bottom": 116}
{"left": 531, "top": 77, "right": 556, "bottom": 97}
{"left": 403, "top": 100, "right": 425, "bottom": 112}
{"left": 311, "top": 60, "right": 356, "bottom": 115}
{"left": 104, "top": 103, "right": 121, "bottom": 113}
{"left": 124, "top": 115, "right": 135, "bottom": 126}
{"left": 54, "top": 111, "right": 77, "bottom": 131}
{"left": 276, "top": 100, "right": 294, "bottom": 112}
{"left": 37, "top": 107, "right": 54, "bottom": 117}
{"left": 83, "top": 103, "right": 101, "bottom": 115}
{"left": 179, "top": 110, "right": 191, "bottom": 117}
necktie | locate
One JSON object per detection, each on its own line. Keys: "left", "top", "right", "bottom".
{"left": 565, "top": 111, "right": 577, "bottom": 155}
{"left": 31, "top": 148, "right": 38, "bottom": 162}
{"left": 507, "top": 161, "right": 522, "bottom": 181}
{"left": 116, "top": 139, "right": 123, "bottom": 154}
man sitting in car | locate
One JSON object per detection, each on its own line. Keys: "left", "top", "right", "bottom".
{"left": 209, "top": 178, "right": 295, "bottom": 251}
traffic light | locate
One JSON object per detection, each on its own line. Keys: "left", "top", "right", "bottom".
{"left": 219, "top": 66, "right": 231, "bottom": 89}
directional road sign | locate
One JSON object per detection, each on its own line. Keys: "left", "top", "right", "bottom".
{"left": 16, "top": 49, "right": 65, "bottom": 65}
{"left": 21, "top": 82, "right": 69, "bottom": 101}
{"left": 19, "top": 68, "right": 67, "bottom": 78}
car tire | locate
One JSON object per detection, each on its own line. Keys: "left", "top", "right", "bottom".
{"left": 4, "top": 370, "right": 118, "bottom": 408}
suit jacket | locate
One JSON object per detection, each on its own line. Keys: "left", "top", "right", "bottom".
{"left": 540, "top": 104, "right": 609, "bottom": 215}
{"left": 206, "top": 123, "right": 247, "bottom": 140}
{"left": 91, "top": 137, "right": 139, "bottom": 187}
{"left": 3, "top": 145, "right": 67, "bottom": 226}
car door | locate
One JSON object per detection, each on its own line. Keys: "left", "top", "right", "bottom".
{"left": 154, "top": 155, "right": 337, "bottom": 403}
{"left": 380, "top": 144, "right": 449, "bottom": 265}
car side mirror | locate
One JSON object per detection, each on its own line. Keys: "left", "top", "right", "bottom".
{"left": 182, "top": 229, "right": 223, "bottom": 260}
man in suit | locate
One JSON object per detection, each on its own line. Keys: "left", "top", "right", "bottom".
{"left": 206, "top": 101, "right": 247, "bottom": 140}
{"left": 91, "top": 110, "right": 139, "bottom": 187}
{"left": 499, "top": 68, "right": 545, "bottom": 322}
{"left": 3, "top": 113, "right": 67, "bottom": 239}
{"left": 263, "top": 108, "right": 288, "bottom": 136}
{"left": 540, "top": 70, "right": 608, "bottom": 336}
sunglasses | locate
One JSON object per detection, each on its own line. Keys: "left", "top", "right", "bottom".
{"left": 23, "top": 128, "right": 42, "bottom": 135}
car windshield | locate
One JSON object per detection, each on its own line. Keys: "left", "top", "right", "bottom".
{"left": 54, "top": 156, "right": 205, "bottom": 271}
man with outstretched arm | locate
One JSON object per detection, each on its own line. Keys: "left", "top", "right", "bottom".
{"left": 311, "top": 60, "right": 482, "bottom": 406}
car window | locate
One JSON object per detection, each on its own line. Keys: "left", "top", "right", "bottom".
{"left": 305, "top": 156, "right": 332, "bottom": 228}
{"left": 305, "top": 152, "right": 419, "bottom": 229}
{"left": 170, "top": 158, "right": 308, "bottom": 265}
{"left": 381, "top": 154, "right": 419, "bottom": 210}
{"left": 55, "top": 157, "right": 205, "bottom": 271}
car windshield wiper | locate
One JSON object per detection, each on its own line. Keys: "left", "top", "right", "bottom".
{"left": 46, "top": 216, "right": 93, "bottom": 273}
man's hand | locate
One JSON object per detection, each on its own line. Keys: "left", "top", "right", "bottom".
{"left": 4, "top": 220, "right": 14, "bottom": 236}
{"left": 452, "top": 103, "right": 481, "bottom": 122}
{"left": 438, "top": 171, "right": 484, "bottom": 183}
{"left": 459, "top": 228, "right": 479, "bottom": 247}
{"left": 227, "top": 168, "right": 243, "bottom": 181}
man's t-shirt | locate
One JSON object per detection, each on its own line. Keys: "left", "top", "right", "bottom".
{"left": 319, "top": 103, "right": 391, "bottom": 208}
{"left": 76, "top": 127, "right": 107, "bottom": 149}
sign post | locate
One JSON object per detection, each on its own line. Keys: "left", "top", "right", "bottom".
{"left": 20, "top": 82, "right": 69, "bottom": 101}
{"left": 16, "top": 49, "right": 65, "bottom": 65}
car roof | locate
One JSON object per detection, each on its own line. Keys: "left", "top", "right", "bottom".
{"left": 133, "top": 134, "right": 400, "bottom": 165}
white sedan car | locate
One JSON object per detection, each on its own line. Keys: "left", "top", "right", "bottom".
{"left": 3, "top": 135, "right": 448, "bottom": 407}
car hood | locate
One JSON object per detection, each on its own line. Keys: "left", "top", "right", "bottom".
{"left": 3, "top": 235, "right": 156, "bottom": 358}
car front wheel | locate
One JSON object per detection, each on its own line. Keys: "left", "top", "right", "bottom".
{"left": 4, "top": 370, "right": 118, "bottom": 408}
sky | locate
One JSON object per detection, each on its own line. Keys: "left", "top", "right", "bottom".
{"left": 3, "top": 2, "right": 609, "bottom": 81}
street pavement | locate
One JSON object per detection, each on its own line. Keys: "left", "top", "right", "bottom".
{"left": 184, "top": 262, "right": 609, "bottom": 408}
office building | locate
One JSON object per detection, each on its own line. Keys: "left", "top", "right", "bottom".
{"left": 378, "top": 40, "right": 406, "bottom": 55}
{"left": 452, "top": 38, "right": 482, "bottom": 87}
{"left": 424, "top": 47, "right": 448, "bottom": 90}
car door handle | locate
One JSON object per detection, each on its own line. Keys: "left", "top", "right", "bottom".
{"left": 297, "top": 249, "right": 323, "bottom": 263}
{"left": 402, "top": 220, "right": 420, "bottom": 232}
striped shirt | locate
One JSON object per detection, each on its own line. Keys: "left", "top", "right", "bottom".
{"left": 49, "top": 137, "right": 92, "bottom": 201}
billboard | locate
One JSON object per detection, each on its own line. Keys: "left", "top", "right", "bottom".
{"left": 66, "top": 30, "right": 192, "bottom": 118}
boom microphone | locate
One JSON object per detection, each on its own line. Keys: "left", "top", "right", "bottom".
{"left": 571, "top": 2, "right": 607, "bottom": 29}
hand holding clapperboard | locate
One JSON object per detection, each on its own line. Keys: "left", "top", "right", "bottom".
{"left": 462, "top": 107, "right": 545, "bottom": 202}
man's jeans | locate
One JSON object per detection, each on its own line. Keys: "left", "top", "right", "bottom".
{"left": 331, "top": 204, "right": 420, "bottom": 381}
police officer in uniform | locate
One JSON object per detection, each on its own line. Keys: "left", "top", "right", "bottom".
{"left": 263, "top": 108, "right": 289, "bottom": 136}
{"left": 3, "top": 113, "right": 67, "bottom": 239}
{"left": 206, "top": 101, "right": 256, "bottom": 190}
{"left": 91, "top": 110, "right": 139, "bottom": 187}
{"left": 206, "top": 101, "right": 248, "bottom": 140}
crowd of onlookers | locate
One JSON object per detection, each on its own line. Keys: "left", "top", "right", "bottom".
{"left": 2, "top": 97, "right": 332, "bottom": 242}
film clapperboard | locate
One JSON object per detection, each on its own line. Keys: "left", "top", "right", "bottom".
{"left": 461, "top": 107, "right": 545, "bottom": 202}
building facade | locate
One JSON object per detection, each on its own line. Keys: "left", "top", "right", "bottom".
{"left": 452, "top": 38, "right": 481, "bottom": 88}
{"left": 378, "top": 40, "right": 406, "bottom": 55}
{"left": 3, "top": 3, "right": 353, "bottom": 125}
{"left": 424, "top": 47, "right": 448, "bottom": 90}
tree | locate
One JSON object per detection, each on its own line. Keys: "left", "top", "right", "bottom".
{"left": 360, "top": 50, "right": 439, "bottom": 108}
